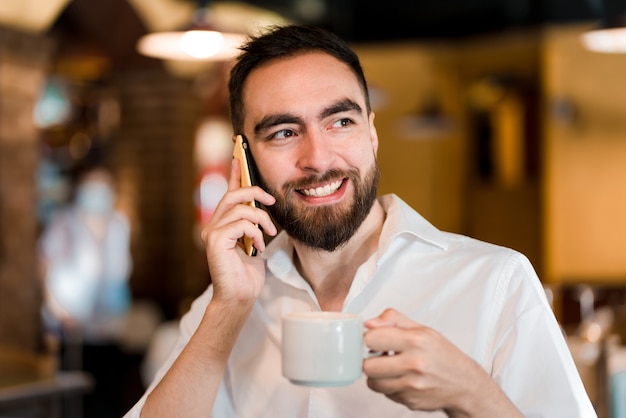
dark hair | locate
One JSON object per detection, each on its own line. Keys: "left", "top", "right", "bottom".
{"left": 228, "top": 24, "right": 371, "bottom": 134}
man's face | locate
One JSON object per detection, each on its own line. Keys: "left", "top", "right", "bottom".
{"left": 242, "top": 52, "right": 379, "bottom": 251}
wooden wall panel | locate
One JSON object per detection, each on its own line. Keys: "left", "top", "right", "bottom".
{"left": 543, "top": 25, "right": 626, "bottom": 283}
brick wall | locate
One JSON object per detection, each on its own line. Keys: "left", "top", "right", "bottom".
{"left": 0, "top": 27, "right": 54, "bottom": 353}
{"left": 111, "top": 68, "right": 210, "bottom": 319}
{"left": 0, "top": 28, "right": 220, "bottom": 352}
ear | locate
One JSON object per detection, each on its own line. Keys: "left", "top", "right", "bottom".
{"left": 369, "top": 112, "right": 379, "bottom": 155}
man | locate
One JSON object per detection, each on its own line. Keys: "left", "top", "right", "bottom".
{"left": 125, "top": 25, "right": 595, "bottom": 417}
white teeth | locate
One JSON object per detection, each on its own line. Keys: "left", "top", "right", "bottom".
{"left": 300, "top": 180, "right": 342, "bottom": 197}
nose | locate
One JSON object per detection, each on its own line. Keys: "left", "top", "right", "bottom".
{"left": 295, "top": 130, "right": 335, "bottom": 173}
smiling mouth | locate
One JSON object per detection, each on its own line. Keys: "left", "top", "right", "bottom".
{"left": 297, "top": 179, "right": 344, "bottom": 197}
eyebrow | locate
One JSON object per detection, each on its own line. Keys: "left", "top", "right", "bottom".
{"left": 320, "top": 98, "right": 362, "bottom": 120}
{"left": 253, "top": 98, "right": 364, "bottom": 136}
{"left": 254, "top": 113, "right": 303, "bottom": 136}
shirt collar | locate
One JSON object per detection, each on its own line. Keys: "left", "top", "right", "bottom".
{"left": 377, "top": 194, "right": 448, "bottom": 255}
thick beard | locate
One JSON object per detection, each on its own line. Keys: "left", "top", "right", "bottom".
{"left": 262, "top": 163, "right": 380, "bottom": 252}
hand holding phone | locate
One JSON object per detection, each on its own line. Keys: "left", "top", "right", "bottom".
{"left": 232, "top": 134, "right": 260, "bottom": 256}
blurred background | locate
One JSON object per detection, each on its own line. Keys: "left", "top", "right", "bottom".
{"left": 1, "top": 0, "right": 626, "bottom": 416}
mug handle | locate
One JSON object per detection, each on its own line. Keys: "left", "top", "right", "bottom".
{"left": 362, "top": 324, "right": 392, "bottom": 358}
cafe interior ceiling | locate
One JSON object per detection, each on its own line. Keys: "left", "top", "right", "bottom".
{"left": 244, "top": 0, "right": 602, "bottom": 42}
{"left": 0, "top": 0, "right": 604, "bottom": 75}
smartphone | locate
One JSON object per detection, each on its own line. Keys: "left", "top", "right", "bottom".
{"left": 232, "top": 134, "right": 260, "bottom": 256}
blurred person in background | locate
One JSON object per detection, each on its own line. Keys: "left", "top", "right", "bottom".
{"left": 39, "top": 161, "right": 134, "bottom": 416}
{"left": 39, "top": 162, "right": 132, "bottom": 343}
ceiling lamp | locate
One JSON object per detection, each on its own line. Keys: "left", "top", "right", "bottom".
{"left": 581, "top": 0, "right": 626, "bottom": 53}
{"left": 0, "top": 0, "right": 70, "bottom": 33}
{"left": 136, "top": 0, "right": 247, "bottom": 61}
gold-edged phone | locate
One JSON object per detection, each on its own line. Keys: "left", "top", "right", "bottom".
{"left": 233, "top": 134, "right": 260, "bottom": 256}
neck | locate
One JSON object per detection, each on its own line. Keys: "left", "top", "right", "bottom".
{"left": 292, "top": 199, "right": 385, "bottom": 311}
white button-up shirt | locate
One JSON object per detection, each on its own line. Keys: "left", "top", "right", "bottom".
{"left": 125, "top": 194, "right": 596, "bottom": 418}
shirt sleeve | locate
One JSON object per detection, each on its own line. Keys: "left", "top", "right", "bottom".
{"left": 489, "top": 253, "right": 597, "bottom": 418}
{"left": 122, "top": 286, "right": 215, "bottom": 417}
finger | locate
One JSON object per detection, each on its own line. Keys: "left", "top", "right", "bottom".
{"left": 365, "top": 308, "right": 418, "bottom": 329}
{"left": 228, "top": 158, "right": 242, "bottom": 191}
{"left": 225, "top": 197, "right": 277, "bottom": 235}
{"left": 205, "top": 217, "right": 259, "bottom": 253}
{"left": 227, "top": 159, "right": 275, "bottom": 206}
{"left": 257, "top": 210, "right": 278, "bottom": 237}
{"left": 250, "top": 186, "right": 276, "bottom": 208}
{"left": 211, "top": 186, "right": 275, "bottom": 226}
{"left": 363, "top": 353, "right": 406, "bottom": 379}
{"left": 366, "top": 375, "right": 396, "bottom": 394}
{"left": 366, "top": 375, "right": 408, "bottom": 397}
{"left": 242, "top": 221, "right": 269, "bottom": 253}
{"left": 364, "top": 325, "right": 427, "bottom": 354}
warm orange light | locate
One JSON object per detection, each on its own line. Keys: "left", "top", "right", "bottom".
{"left": 137, "top": 29, "right": 246, "bottom": 61}
{"left": 581, "top": 27, "right": 626, "bottom": 53}
{"left": 0, "top": 0, "right": 70, "bottom": 33}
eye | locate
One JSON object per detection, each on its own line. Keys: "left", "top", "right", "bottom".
{"left": 331, "top": 118, "right": 354, "bottom": 128}
{"left": 271, "top": 129, "right": 297, "bottom": 141}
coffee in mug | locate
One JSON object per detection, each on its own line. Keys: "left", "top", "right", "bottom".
{"left": 281, "top": 311, "right": 366, "bottom": 387}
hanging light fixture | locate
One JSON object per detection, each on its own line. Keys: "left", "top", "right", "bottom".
{"left": 0, "top": 0, "right": 71, "bottom": 33}
{"left": 581, "top": 0, "right": 626, "bottom": 53}
{"left": 136, "top": 0, "right": 248, "bottom": 61}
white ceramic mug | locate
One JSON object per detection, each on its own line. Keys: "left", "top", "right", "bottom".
{"left": 281, "top": 311, "right": 368, "bottom": 387}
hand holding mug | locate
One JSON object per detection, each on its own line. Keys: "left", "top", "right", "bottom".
{"left": 363, "top": 309, "right": 520, "bottom": 416}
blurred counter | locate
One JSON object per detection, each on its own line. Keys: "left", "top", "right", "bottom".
{"left": 0, "top": 345, "right": 93, "bottom": 418}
